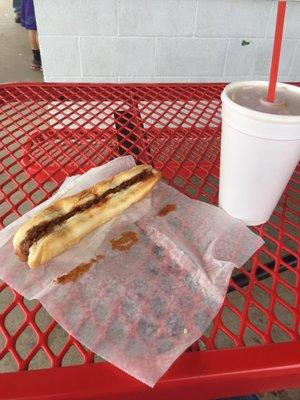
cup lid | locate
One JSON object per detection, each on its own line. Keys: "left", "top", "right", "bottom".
{"left": 221, "top": 81, "right": 300, "bottom": 141}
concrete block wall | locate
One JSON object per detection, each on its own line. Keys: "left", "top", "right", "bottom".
{"left": 34, "top": 0, "right": 300, "bottom": 83}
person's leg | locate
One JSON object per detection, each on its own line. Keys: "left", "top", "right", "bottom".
{"left": 21, "top": 0, "right": 42, "bottom": 71}
{"left": 28, "top": 30, "right": 42, "bottom": 70}
{"left": 28, "top": 29, "right": 38, "bottom": 50}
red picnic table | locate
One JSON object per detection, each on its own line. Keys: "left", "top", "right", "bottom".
{"left": 0, "top": 83, "right": 299, "bottom": 400}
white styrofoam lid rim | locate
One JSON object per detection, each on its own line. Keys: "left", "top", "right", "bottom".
{"left": 221, "top": 81, "right": 300, "bottom": 124}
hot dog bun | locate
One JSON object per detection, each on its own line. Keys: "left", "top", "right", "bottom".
{"left": 13, "top": 165, "right": 161, "bottom": 268}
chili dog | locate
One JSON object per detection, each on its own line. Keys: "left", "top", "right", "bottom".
{"left": 13, "top": 165, "right": 161, "bottom": 268}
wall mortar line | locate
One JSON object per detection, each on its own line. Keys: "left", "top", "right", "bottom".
{"left": 117, "top": 0, "right": 120, "bottom": 36}
{"left": 222, "top": 40, "right": 230, "bottom": 77}
{"left": 193, "top": 0, "right": 199, "bottom": 38}
{"left": 287, "top": 41, "right": 299, "bottom": 77}
{"left": 153, "top": 37, "right": 158, "bottom": 76}
{"left": 78, "top": 37, "right": 83, "bottom": 77}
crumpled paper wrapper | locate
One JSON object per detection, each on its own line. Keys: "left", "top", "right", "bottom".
{"left": 0, "top": 156, "right": 264, "bottom": 386}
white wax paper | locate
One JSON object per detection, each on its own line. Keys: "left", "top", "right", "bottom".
{"left": 0, "top": 156, "right": 264, "bottom": 386}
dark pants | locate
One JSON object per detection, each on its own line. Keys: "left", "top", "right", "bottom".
{"left": 13, "top": 0, "right": 21, "bottom": 14}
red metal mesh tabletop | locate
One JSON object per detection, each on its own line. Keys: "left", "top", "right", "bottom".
{"left": 0, "top": 83, "right": 299, "bottom": 399}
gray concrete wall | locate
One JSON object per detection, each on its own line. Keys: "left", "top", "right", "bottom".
{"left": 34, "top": 0, "right": 300, "bottom": 83}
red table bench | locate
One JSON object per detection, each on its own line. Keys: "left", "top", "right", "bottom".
{"left": 0, "top": 83, "right": 299, "bottom": 399}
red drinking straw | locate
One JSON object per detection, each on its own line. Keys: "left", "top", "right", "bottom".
{"left": 266, "top": 0, "right": 287, "bottom": 103}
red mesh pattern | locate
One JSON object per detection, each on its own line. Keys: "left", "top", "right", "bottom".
{"left": 0, "top": 83, "right": 299, "bottom": 373}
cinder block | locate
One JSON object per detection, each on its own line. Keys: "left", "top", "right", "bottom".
{"left": 117, "top": 38, "right": 155, "bottom": 75}
{"left": 195, "top": 0, "right": 271, "bottom": 38}
{"left": 81, "top": 76, "right": 118, "bottom": 83}
{"left": 155, "top": 38, "right": 227, "bottom": 76}
{"left": 266, "top": 1, "right": 300, "bottom": 39}
{"left": 289, "top": 42, "right": 300, "bottom": 76}
{"left": 80, "top": 37, "right": 118, "bottom": 76}
{"left": 119, "top": 0, "right": 197, "bottom": 36}
{"left": 254, "top": 39, "right": 297, "bottom": 76}
{"left": 255, "top": 75, "right": 300, "bottom": 83}
{"left": 152, "top": 76, "right": 253, "bottom": 83}
{"left": 45, "top": 76, "right": 118, "bottom": 83}
{"left": 34, "top": 0, "right": 81, "bottom": 35}
{"left": 80, "top": 37, "right": 155, "bottom": 76}
{"left": 224, "top": 39, "right": 257, "bottom": 76}
{"left": 34, "top": 0, "right": 117, "bottom": 36}
{"left": 44, "top": 76, "right": 82, "bottom": 82}
{"left": 118, "top": 76, "right": 154, "bottom": 83}
{"left": 39, "top": 36, "right": 81, "bottom": 76}
{"left": 79, "top": 0, "right": 117, "bottom": 36}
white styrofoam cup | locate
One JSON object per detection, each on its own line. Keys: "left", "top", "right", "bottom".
{"left": 219, "top": 81, "right": 300, "bottom": 226}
